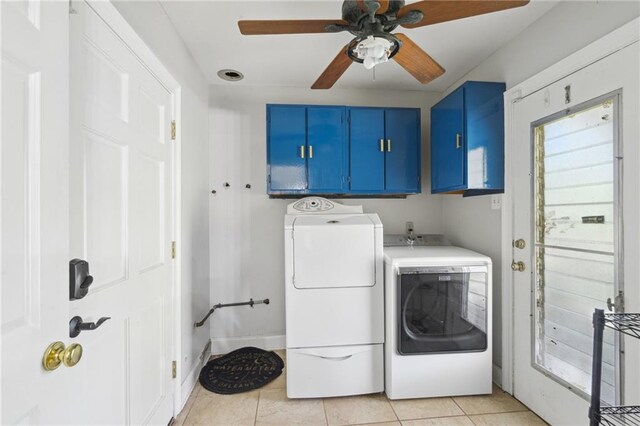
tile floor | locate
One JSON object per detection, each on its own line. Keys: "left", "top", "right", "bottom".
{"left": 174, "top": 350, "right": 547, "bottom": 426}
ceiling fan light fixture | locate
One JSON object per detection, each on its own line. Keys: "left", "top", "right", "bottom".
{"left": 349, "top": 34, "right": 399, "bottom": 70}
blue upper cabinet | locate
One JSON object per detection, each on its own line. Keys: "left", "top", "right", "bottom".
{"left": 307, "top": 107, "right": 345, "bottom": 192}
{"left": 349, "top": 108, "right": 385, "bottom": 192}
{"left": 267, "top": 104, "right": 345, "bottom": 195}
{"left": 349, "top": 107, "right": 421, "bottom": 194}
{"left": 268, "top": 104, "right": 420, "bottom": 196}
{"left": 431, "top": 81, "right": 505, "bottom": 196}
{"left": 431, "top": 87, "right": 465, "bottom": 191}
{"left": 385, "top": 108, "right": 420, "bottom": 193}
{"left": 268, "top": 105, "right": 307, "bottom": 192}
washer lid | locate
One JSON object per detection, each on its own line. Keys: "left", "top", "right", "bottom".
{"left": 292, "top": 215, "right": 376, "bottom": 289}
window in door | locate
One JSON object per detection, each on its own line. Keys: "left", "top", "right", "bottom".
{"left": 532, "top": 95, "right": 621, "bottom": 404}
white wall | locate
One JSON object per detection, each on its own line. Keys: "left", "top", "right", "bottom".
{"left": 208, "top": 86, "right": 443, "bottom": 352}
{"left": 440, "top": 0, "right": 640, "bottom": 372}
{"left": 112, "top": 0, "right": 211, "bottom": 406}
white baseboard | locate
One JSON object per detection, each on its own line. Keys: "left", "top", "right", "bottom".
{"left": 492, "top": 364, "right": 503, "bottom": 388}
{"left": 179, "top": 340, "right": 211, "bottom": 412}
{"left": 210, "top": 335, "right": 286, "bottom": 355}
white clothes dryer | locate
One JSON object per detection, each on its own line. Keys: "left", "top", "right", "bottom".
{"left": 384, "top": 246, "right": 492, "bottom": 399}
{"left": 284, "top": 197, "right": 384, "bottom": 398}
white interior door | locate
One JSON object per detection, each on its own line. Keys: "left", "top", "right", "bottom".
{"left": 68, "top": 2, "right": 175, "bottom": 424}
{"left": 511, "top": 42, "right": 639, "bottom": 424}
{"left": 1, "top": 1, "right": 71, "bottom": 423}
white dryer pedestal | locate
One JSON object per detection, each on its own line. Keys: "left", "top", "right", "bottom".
{"left": 284, "top": 197, "right": 384, "bottom": 398}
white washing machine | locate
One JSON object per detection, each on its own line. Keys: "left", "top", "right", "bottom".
{"left": 384, "top": 246, "right": 492, "bottom": 399}
{"left": 284, "top": 197, "right": 384, "bottom": 398}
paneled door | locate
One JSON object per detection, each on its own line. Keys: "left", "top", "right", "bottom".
{"left": 1, "top": 1, "right": 71, "bottom": 423}
{"left": 68, "top": 2, "right": 174, "bottom": 424}
{"left": 511, "top": 42, "right": 639, "bottom": 424}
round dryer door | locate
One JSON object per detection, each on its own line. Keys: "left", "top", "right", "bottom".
{"left": 398, "top": 268, "right": 488, "bottom": 355}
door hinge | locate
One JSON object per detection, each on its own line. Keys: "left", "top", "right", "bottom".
{"left": 171, "top": 241, "right": 176, "bottom": 259}
{"left": 171, "top": 360, "right": 177, "bottom": 379}
{"left": 607, "top": 291, "right": 624, "bottom": 312}
{"left": 171, "top": 120, "right": 176, "bottom": 140}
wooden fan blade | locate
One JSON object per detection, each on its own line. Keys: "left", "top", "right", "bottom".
{"left": 238, "top": 19, "right": 347, "bottom": 35}
{"left": 393, "top": 34, "right": 445, "bottom": 84}
{"left": 311, "top": 45, "right": 353, "bottom": 90}
{"left": 398, "top": 0, "right": 530, "bottom": 28}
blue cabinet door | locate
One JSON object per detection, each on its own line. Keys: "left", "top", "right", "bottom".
{"left": 385, "top": 108, "right": 420, "bottom": 192}
{"left": 465, "top": 82, "right": 505, "bottom": 191}
{"left": 349, "top": 108, "right": 385, "bottom": 192}
{"left": 268, "top": 105, "right": 306, "bottom": 192}
{"left": 431, "top": 87, "right": 465, "bottom": 192}
{"left": 307, "top": 106, "right": 345, "bottom": 192}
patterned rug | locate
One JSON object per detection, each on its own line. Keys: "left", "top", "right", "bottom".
{"left": 199, "top": 347, "right": 284, "bottom": 394}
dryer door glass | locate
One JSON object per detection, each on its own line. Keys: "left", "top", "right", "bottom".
{"left": 398, "top": 268, "right": 487, "bottom": 354}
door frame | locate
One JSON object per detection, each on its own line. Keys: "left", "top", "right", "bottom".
{"left": 72, "top": 1, "right": 184, "bottom": 414}
{"left": 501, "top": 17, "right": 640, "bottom": 394}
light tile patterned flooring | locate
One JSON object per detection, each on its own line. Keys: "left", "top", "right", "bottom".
{"left": 174, "top": 350, "right": 547, "bottom": 426}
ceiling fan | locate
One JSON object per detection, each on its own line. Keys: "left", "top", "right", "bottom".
{"left": 238, "top": 0, "right": 529, "bottom": 89}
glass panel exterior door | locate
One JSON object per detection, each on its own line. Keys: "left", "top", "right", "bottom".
{"left": 532, "top": 96, "right": 620, "bottom": 404}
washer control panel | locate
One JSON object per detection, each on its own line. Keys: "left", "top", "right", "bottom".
{"left": 292, "top": 197, "right": 334, "bottom": 212}
{"left": 286, "top": 197, "right": 363, "bottom": 214}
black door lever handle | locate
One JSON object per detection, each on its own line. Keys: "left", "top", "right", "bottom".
{"left": 69, "top": 316, "right": 111, "bottom": 338}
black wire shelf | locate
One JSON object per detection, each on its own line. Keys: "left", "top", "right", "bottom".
{"left": 597, "top": 405, "right": 640, "bottom": 426}
{"left": 590, "top": 310, "right": 640, "bottom": 426}
{"left": 604, "top": 313, "right": 640, "bottom": 339}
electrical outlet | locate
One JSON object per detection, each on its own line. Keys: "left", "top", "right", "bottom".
{"left": 406, "top": 221, "right": 414, "bottom": 234}
{"left": 491, "top": 195, "right": 502, "bottom": 210}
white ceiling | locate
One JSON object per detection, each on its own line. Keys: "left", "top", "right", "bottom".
{"left": 161, "top": 0, "right": 558, "bottom": 92}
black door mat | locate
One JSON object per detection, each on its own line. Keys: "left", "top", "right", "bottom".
{"left": 199, "top": 347, "right": 284, "bottom": 394}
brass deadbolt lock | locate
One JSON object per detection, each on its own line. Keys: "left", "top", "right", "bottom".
{"left": 513, "top": 239, "right": 526, "bottom": 249}
{"left": 42, "top": 341, "right": 83, "bottom": 371}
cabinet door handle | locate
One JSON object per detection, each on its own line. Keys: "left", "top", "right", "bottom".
{"left": 379, "top": 139, "right": 384, "bottom": 152}
{"left": 456, "top": 133, "right": 462, "bottom": 149}
{"left": 300, "top": 145, "right": 305, "bottom": 158}
{"left": 309, "top": 145, "right": 313, "bottom": 158}
{"left": 387, "top": 139, "right": 392, "bottom": 152}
